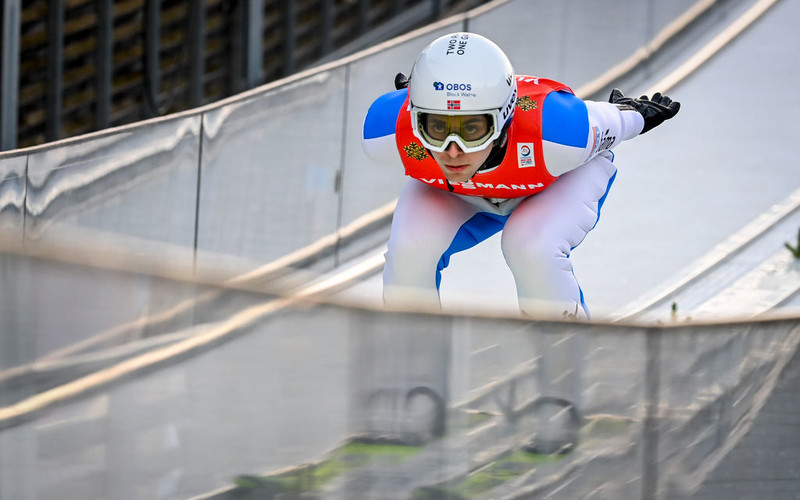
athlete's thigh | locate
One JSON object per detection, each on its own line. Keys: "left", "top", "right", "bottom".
{"left": 389, "top": 180, "right": 483, "bottom": 256}
{"left": 504, "top": 154, "right": 617, "bottom": 248}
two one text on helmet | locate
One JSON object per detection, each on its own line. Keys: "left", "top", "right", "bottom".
{"left": 446, "top": 33, "right": 469, "bottom": 55}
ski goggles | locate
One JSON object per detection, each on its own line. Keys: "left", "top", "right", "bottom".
{"left": 411, "top": 109, "right": 502, "bottom": 153}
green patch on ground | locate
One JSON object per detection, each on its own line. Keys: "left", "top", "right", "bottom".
{"left": 334, "top": 441, "right": 422, "bottom": 461}
{"left": 233, "top": 440, "right": 422, "bottom": 494}
{"left": 412, "top": 449, "right": 565, "bottom": 499}
{"left": 231, "top": 414, "right": 634, "bottom": 498}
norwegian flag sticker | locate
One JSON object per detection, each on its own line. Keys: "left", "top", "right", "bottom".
{"left": 447, "top": 100, "right": 461, "bottom": 110}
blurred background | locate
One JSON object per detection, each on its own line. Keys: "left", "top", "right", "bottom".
{"left": 1, "top": 0, "right": 487, "bottom": 150}
{"left": 1, "top": 0, "right": 799, "bottom": 498}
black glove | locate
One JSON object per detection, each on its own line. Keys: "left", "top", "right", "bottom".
{"left": 395, "top": 72, "right": 409, "bottom": 90}
{"left": 608, "top": 88, "right": 680, "bottom": 134}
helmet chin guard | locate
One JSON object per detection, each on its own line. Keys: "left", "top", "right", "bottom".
{"left": 408, "top": 32, "right": 517, "bottom": 152}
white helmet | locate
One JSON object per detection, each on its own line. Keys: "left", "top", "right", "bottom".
{"left": 409, "top": 32, "right": 517, "bottom": 153}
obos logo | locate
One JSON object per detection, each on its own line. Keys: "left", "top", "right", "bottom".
{"left": 433, "top": 82, "right": 472, "bottom": 91}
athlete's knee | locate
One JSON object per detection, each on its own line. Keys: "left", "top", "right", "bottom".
{"left": 385, "top": 235, "right": 440, "bottom": 276}
{"left": 501, "top": 226, "right": 571, "bottom": 270}
{"left": 383, "top": 244, "right": 441, "bottom": 309}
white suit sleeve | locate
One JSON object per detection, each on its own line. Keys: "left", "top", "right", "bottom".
{"left": 541, "top": 91, "right": 644, "bottom": 176}
{"left": 582, "top": 99, "right": 645, "bottom": 159}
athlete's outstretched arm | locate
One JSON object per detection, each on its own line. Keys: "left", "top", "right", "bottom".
{"left": 540, "top": 91, "right": 639, "bottom": 176}
{"left": 541, "top": 89, "right": 679, "bottom": 175}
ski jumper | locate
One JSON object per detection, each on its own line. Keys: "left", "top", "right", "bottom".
{"left": 362, "top": 76, "right": 644, "bottom": 318}
{"left": 396, "top": 78, "right": 569, "bottom": 198}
